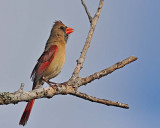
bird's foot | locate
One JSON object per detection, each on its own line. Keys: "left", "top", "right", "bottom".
{"left": 42, "top": 77, "right": 58, "bottom": 88}
{"left": 47, "top": 81, "right": 57, "bottom": 85}
{"left": 47, "top": 81, "right": 59, "bottom": 89}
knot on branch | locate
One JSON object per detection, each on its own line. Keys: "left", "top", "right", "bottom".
{"left": 66, "top": 77, "right": 82, "bottom": 88}
{"left": 116, "top": 62, "right": 123, "bottom": 67}
{"left": 14, "top": 83, "right": 24, "bottom": 94}
{"left": 77, "top": 58, "right": 84, "bottom": 65}
{"left": 74, "top": 78, "right": 82, "bottom": 88}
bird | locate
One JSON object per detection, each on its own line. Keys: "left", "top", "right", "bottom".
{"left": 19, "top": 21, "right": 74, "bottom": 126}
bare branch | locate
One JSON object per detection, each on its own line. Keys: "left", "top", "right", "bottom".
{"left": 70, "top": 91, "right": 129, "bottom": 109}
{"left": 81, "top": 56, "right": 137, "bottom": 86}
{"left": 0, "top": 56, "right": 137, "bottom": 106}
{"left": 93, "top": 0, "right": 104, "bottom": 20}
{"left": 81, "top": 0, "right": 93, "bottom": 23}
{"left": 0, "top": 0, "right": 138, "bottom": 113}
{"left": 0, "top": 87, "right": 54, "bottom": 105}
{"left": 72, "top": 0, "right": 104, "bottom": 78}
{"left": 0, "top": 83, "right": 76, "bottom": 105}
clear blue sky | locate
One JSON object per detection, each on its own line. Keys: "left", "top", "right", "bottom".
{"left": 0, "top": 0, "right": 159, "bottom": 128}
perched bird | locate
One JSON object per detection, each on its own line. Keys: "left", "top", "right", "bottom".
{"left": 19, "top": 21, "right": 74, "bottom": 126}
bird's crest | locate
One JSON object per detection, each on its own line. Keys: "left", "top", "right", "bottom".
{"left": 54, "top": 20, "right": 64, "bottom": 25}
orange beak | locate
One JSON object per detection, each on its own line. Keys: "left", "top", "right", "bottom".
{"left": 66, "top": 27, "right": 74, "bottom": 34}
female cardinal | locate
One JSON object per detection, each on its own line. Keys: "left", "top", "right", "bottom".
{"left": 19, "top": 21, "right": 74, "bottom": 126}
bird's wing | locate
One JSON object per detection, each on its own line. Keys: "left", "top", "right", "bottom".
{"left": 31, "top": 45, "right": 58, "bottom": 83}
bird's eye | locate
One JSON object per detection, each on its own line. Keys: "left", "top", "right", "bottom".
{"left": 60, "top": 26, "right": 64, "bottom": 30}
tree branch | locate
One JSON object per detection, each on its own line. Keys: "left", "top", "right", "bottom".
{"left": 0, "top": 83, "right": 75, "bottom": 105}
{"left": 72, "top": 0, "right": 104, "bottom": 78}
{"left": 93, "top": 0, "right": 104, "bottom": 20}
{"left": 81, "top": 56, "right": 137, "bottom": 86}
{"left": 69, "top": 91, "right": 129, "bottom": 109}
{"left": 0, "top": 0, "right": 137, "bottom": 111}
{"left": 81, "top": 0, "right": 93, "bottom": 23}
{"left": 0, "top": 55, "right": 136, "bottom": 109}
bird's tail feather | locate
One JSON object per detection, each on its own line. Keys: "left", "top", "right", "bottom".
{"left": 19, "top": 99, "right": 35, "bottom": 126}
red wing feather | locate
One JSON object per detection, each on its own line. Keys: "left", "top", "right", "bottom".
{"left": 31, "top": 45, "right": 58, "bottom": 83}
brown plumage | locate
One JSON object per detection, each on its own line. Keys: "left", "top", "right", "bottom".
{"left": 19, "top": 21, "right": 74, "bottom": 126}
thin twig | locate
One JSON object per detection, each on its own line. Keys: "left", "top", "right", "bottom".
{"left": 81, "top": 0, "right": 93, "bottom": 23}
{"left": 70, "top": 91, "right": 129, "bottom": 109}
{"left": 93, "top": 0, "right": 104, "bottom": 20}
{"left": 14, "top": 83, "right": 24, "bottom": 93}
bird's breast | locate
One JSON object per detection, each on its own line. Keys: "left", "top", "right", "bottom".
{"left": 43, "top": 44, "right": 65, "bottom": 80}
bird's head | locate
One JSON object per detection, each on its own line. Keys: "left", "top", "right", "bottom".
{"left": 51, "top": 21, "right": 74, "bottom": 42}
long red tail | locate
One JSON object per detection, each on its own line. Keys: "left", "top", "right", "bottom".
{"left": 19, "top": 99, "right": 35, "bottom": 126}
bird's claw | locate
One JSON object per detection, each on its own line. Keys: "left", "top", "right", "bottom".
{"left": 47, "top": 81, "right": 57, "bottom": 86}
{"left": 42, "top": 76, "right": 57, "bottom": 87}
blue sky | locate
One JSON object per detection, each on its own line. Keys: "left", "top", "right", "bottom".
{"left": 0, "top": 0, "right": 159, "bottom": 128}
